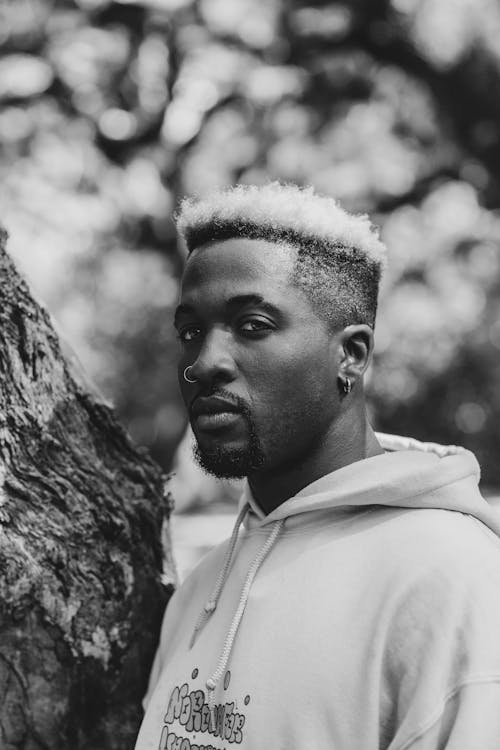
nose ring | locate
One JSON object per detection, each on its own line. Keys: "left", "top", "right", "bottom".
{"left": 183, "top": 366, "right": 197, "bottom": 383}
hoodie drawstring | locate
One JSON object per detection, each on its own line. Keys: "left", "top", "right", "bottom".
{"left": 189, "top": 502, "right": 250, "bottom": 649}
{"left": 205, "top": 518, "right": 283, "bottom": 730}
{"left": 189, "top": 502, "right": 284, "bottom": 732}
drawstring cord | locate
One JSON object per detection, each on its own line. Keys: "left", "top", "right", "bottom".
{"left": 189, "top": 503, "right": 250, "bottom": 649}
{"left": 205, "top": 519, "right": 284, "bottom": 731}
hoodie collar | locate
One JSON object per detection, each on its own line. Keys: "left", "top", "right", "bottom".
{"left": 239, "top": 433, "right": 497, "bottom": 535}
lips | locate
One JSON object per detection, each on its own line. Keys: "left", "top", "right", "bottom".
{"left": 191, "top": 395, "right": 241, "bottom": 417}
{"left": 190, "top": 396, "right": 243, "bottom": 432}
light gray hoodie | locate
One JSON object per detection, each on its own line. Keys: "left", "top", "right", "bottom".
{"left": 136, "top": 434, "right": 500, "bottom": 750}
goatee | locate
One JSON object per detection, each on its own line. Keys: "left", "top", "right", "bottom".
{"left": 193, "top": 440, "right": 264, "bottom": 479}
{"left": 192, "top": 408, "right": 265, "bottom": 479}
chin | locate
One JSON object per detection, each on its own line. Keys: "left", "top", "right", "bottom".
{"left": 193, "top": 440, "right": 265, "bottom": 480}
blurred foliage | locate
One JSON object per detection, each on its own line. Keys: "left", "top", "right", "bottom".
{"left": 1, "top": 0, "right": 500, "bottom": 483}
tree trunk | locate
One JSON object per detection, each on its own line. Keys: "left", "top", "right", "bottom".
{"left": 0, "top": 228, "right": 175, "bottom": 750}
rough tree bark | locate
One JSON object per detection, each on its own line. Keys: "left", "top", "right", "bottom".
{"left": 0, "top": 228, "right": 175, "bottom": 750}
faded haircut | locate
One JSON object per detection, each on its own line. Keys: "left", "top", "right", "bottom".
{"left": 176, "top": 182, "right": 387, "bottom": 329}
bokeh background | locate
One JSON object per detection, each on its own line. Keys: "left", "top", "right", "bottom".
{"left": 2, "top": 0, "right": 500, "bottom": 573}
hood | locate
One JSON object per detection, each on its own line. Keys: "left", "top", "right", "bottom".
{"left": 240, "top": 432, "right": 500, "bottom": 538}
{"left": 190, "top": 433, "right": 500, "bottom": 727}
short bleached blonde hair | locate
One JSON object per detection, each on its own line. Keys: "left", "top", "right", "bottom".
{"left": 177, "top": 182, "right": 386, "bottom": 267}
{"left": 175, "top": 182, "right": 386, "bottom": 328}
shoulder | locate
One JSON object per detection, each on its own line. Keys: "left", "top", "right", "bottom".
{"left": 378, "top": 510, "right": 500, "bottom": 750}
{"left": 361, "top": 506, "right": 500, "bottom": 633}
{"left": 374, "top": 506, "right": 500, "bottom": 572}
{"left": 373, "top": 508, "right": 500, "bottom": 634}
{"left": 377, "top": 509, "right": 500, "bottom": 721}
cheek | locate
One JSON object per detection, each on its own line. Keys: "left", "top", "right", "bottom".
{"left": 248, "top": 346, "right": 336, "bottom": 420}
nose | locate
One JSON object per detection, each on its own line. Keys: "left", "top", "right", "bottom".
{"left": 188, "top": 328, "right": 237, "bottom": 386}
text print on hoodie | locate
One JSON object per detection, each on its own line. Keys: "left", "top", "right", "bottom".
{"left": 136, "top": 434, "right": 500, "bottom": 750}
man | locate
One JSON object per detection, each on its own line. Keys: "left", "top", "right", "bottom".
{"left": 136, "top": 183, "right": 500, "bottom": 750}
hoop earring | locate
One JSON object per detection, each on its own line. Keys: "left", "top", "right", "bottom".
{"left": 183, "top": 366, "right": 197, "bottom": 383}
{"left": 342, "top": 377, "right": 352, "bottom": 395}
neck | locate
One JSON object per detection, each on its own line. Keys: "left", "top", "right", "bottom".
{"left": 247, "top": 403, "right": 383, "bottom": 515}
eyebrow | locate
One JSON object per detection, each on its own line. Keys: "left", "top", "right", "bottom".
{"left": 174, "top": 294, "right": 280, "bottom": 327}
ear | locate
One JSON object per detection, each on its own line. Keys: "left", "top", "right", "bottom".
{"left": 338, "top": 324, "right": 375, "bottom": 382}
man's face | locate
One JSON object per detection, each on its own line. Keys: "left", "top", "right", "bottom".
{"left": 175, "top": 238, "right": 343, "bottom": 479}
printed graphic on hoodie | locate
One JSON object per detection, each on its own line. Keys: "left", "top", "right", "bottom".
{"left": 158, "top": 668, "right": 249, "bottom": 750}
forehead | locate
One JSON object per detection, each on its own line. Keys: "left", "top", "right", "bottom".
{"left": 180, "top": 238, "right": 297, "bottom": 303}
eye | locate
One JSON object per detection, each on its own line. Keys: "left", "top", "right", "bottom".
{"left": 178, "top": 325, "right": 201, "bottom": 343}
{"left": 239, "top": 318, "right": 274, "bottom": 335}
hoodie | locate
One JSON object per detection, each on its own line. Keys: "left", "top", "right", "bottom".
{"left": 135, "top": 434, "right": 500, "bottom": 750}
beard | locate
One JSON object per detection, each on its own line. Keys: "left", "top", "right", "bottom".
{"left": 192, "top": 398, "right": 265, "bottom": 479}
